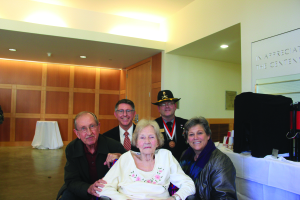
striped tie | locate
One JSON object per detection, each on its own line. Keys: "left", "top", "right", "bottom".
{"left": 124, "top": 131, "right": 131, "bottom": 151}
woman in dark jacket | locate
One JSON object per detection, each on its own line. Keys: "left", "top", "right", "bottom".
{"left": 180, "top": 116, "right": 237, "bottom": 200}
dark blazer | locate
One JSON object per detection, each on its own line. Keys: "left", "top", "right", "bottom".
{"left": 103, "top": 124, "right": 140, "bottom": 152}
{"left": 155, "top": 116, "right": 188, "bottom": 161}
{"left": 56, "top": 134, "right": 126, "bottom": 200}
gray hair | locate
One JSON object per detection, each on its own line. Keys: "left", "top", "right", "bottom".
{"left": 132, "top": 119, "right": 164, "bottom": 148}
{"left": 183, "top": 116, "right": 212, "bottom": 139}
{"left": 74, "top": 111, "right": 99, "bottom": 130}
{"left": 114, "top": 99, "right": 135, "bottom": 111}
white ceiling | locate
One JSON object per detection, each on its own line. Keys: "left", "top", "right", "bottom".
{"left": 44, "top": 0, "right": 195, "bottom": 21}
{"left": 0, "top": 0, "right": 241, "bottom": 69}
{"left": 169, "top": 23, "right": 241, "bottom": 64}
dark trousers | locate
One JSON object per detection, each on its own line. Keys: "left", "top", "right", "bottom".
{"left": 59, "top": 189, "right": 84, "bottom": 200}
{"left": 186, "top": 195, "right": 201, "bottom": 200}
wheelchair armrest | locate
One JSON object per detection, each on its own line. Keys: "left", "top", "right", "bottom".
{"left": 98, "top": 196, "right": 111, "bottom": 200}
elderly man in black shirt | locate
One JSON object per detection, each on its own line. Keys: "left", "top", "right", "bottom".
{"left": 57, "top": 111, "right": 126, "bottom": 200}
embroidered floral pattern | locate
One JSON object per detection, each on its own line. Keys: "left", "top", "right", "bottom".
{"left": 129, "top": 167, "right": 165, "bottom": 185}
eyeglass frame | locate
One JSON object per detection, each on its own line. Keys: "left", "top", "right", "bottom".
{"left": 158, "top": 101, "right": 175, "bottom": 107}
{"left": 115, "top": 109, "right": 135, "bottom": 115}
{"left": 76, "top": 124, "right": 98, "bottom": 133}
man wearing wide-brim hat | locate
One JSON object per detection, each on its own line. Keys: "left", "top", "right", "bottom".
{"left": 152, "top": 90, "right": 188, "bottom": 161}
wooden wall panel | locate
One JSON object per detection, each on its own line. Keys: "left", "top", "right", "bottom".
{"left": 127, "top": 62, "right": 151, "bottom": 120}
{"left": 73, "top": 92, "right": 95, "bottom": 114}
{"left": 100, "top": 69, "right": 120, "bottom": 90}
{"left": 45, "top": 91, "right": 69, "bottom": 114}
{"left": 72, "top": 131, "right": 77, "bottom": 140}
{"left": 120, "top": 69, "right": 126, "bottom": 91}
{"left": 0, "top": 118, "right": 10, "bottom": 141}
{"left": 99, "top": 94, "right": 119, "bottom": 115}
{"left": 15, "top": 118, "right": 39, "bottom": 141}
{"left": 70, "top": 122, "right": 76, "bottom": 140}
{"left": 210, "top": 124, "right": 230, "bottom": 143}
{"left": 150, "top": 52, "right": 162, "bottom": 119}
{"left": 152, "top": 52, "right": 162, "bottom": 83}
{"left": 0, "top": 59, "right": 127, "bottom": 145}
{"left": 74, "top": 67, "right": 96, "bottom": 89}
{"left": 46, "top": 118, "right": 68, "bottom": 141}
{"left": 120, "top": 93, "right": 126, "bottom": 100}
{"left": 151, "top": 87, "right": 161, "bottom": 119}
{"left": 0, "top": 88, "right": 12, "bottom": 113}
{"left": 16, "top": 90, "right": 41, "bottom": 113}
{"left": 46, "top": 64, "right": 70, "bottom": 87}
{"left": 0, "top": 59, "right": 42, "bottom": 85}
{"left": 99, "top": 119, "right": 119, "bottom": 134}
{"left": 207, "top": 118, "right": 234, "bottom": 132}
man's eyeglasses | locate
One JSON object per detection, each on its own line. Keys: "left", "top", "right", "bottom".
{"left": 116, "top": 109, "right": 134, "bottom": 115}
{"left": 159, "top": 102, "right": 175, "bottom": 107}
{"left": 77, "top": 124, "right": 98, "bottom": 133}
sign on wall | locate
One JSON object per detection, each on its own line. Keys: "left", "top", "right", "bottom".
{"left": 225, "top": 91, "right": 237, "bottom": 110}
{"left": 251, "top": 28, "right": 300, "bottom": 92}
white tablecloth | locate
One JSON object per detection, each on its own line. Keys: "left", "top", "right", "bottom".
{"left": 217, "top": 144, "right": 300, "bottom": 200}
{"left": 32, "top": 121, "right": 63, "bottom": 149}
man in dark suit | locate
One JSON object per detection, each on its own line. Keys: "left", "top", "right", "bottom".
{"left": 57, "top": 111, "right": 126, "bottom": 200}
{"left": 152, "top": 90, "right": 188, "bottom": 161}
{"left": 103, "top": 99, "right": 139, "bottom": 152}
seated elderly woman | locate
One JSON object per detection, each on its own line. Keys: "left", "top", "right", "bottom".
{"left": 97, "top": 119, "right": 195, "bottom": 200}
{"left": 180, "top": 117, "right": 237, "bottom": 200}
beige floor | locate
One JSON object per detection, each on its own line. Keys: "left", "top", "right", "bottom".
{"left": 0, "top": 146, "right": 66, "bottom": 200}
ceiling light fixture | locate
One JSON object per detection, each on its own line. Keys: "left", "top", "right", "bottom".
{"left": 9, "top": 49, "right": 16, "bottom": 51}
{"left": 80, "top": 56, "right": 86, "bottom": 58}
{"left": 220, "top": 45, "right": 229, "bottom": 48}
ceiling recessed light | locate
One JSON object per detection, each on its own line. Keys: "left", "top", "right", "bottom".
{"left": 220, "top": 45, "right": 228, "bottom": 48}
{"left": 80, "top": 56, "right": 86, "bottom": 58}
{"left": 9, "top": 49, "right": 16, "bottom": 51}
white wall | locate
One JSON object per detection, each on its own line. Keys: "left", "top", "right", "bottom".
{"left": 239, "top": 0, "right": 300, "bottom": 92}
{"left": 162, "top": 0, "right": 300, "bottom": 118}
{"left": 166, "top": 0, "right": 300, "bottom": 93}
{"left": 163, "top": 54, "right": 241, "bottom": 119}
{"left": 165, "top": 0, "right": 242, "bottom": 53}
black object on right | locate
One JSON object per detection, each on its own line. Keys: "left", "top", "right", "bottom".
{"left": 288, "top": 102, "right": 300, "bottom": 161}
{"left": 233, "top": 92, "right": 292, "bottom": 158}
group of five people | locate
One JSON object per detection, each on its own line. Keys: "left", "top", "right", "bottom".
{"left": 57, "top": 90, "right": 237, "bottom": 200}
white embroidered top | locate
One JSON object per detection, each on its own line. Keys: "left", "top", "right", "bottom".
{"left": 98, "top": 149, "right": 195, "bottom": 200}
